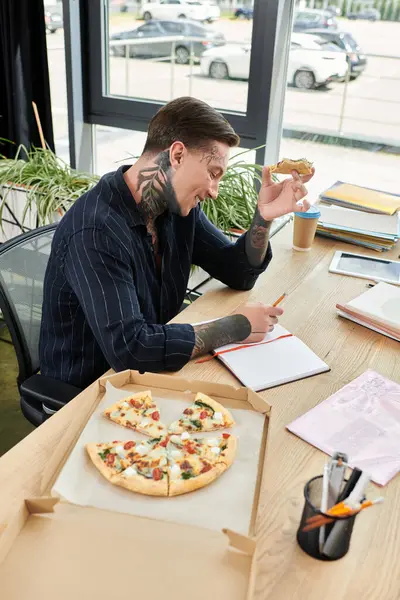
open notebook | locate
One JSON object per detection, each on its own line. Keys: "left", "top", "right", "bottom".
{"left": 213, "top": 324, "right": 329, "bottom": 391}
{"left": 337, "top": 282, "right": 400, "bottom": 342}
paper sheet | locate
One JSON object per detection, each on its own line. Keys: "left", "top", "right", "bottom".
{"left": 52, "top": 381, "right": 266, "bottom": 534}
{"left": 287, "top": 370, "right": 400, "bottom": 486}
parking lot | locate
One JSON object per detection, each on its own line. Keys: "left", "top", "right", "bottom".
{"left": 46, "top": 16, "right": 400, "bottom": 146}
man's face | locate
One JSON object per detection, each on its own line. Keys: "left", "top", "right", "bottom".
{"left": 169, "top": 141, "right": 230, "bottom": 217}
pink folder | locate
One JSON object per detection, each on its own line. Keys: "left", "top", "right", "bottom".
{"left": 287, "top": 370, "right": 400, "bottom": 486}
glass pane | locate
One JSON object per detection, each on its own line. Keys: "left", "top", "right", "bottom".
{"left": 106, "top": 5, "right": 254, "bottom": 114}
{"left": 281, "top": 8, "right": 400, "bottom": 196}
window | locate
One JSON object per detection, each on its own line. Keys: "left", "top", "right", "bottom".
{"left": 84, "top": 0, "right": 278, "bottom": 147}
{"left": 162, "top": 22, "right": 185, "bottom": 34}
{"left": 137, "top": 23, "right": 161, "bottom": 35}
{"left": 281, "top": 3, "right": 399, "bottom": 200}
{"left": 188, "top": 24, "right": 206, "bottom": 35}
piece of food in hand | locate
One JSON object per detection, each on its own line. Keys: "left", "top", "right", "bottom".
{"left": 86, "top": 436, "right": 169, "bottom": 496}
{"left": 103, "top": 390, "right": 167, "bottom": 437}
{"left": 269, "top": 158, "right": 313, "bottom": 175}
{"left": 167, "top": 433, "right": 237, "bottom": 496}
{"left": 168, "top": 392, "right": 235, "bottom": 434}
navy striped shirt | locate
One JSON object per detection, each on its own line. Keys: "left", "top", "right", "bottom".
{"left": 39, "top": 166, "right": 272, "bottom": 389}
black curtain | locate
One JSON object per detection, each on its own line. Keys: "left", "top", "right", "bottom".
{"left": 0, "top": 0, "right": 55, "bottom": 158}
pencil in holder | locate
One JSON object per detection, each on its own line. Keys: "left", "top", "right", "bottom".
{"left": 296, "top": 475, "right": 358, "bottom": 561}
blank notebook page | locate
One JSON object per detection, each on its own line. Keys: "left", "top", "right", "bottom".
{"left": 215, "top": 324, "right": 329, "bottom": 392}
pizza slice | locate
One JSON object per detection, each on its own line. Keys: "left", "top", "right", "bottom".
{"left": 112, "top": 435, "right": 169, "bottom": 496}
{"left": 87, "top": 436, "right": 169, "bottom": 496}
{"left": 103, "top": 390, "right": 167, "bottom": 437}
{"left": 269, "top": 158, "right": 313, "bottom": 175}
{"left": 85, "top": 440, "right": 139, "bottom": 482}
{"left": 168, "top": 392, "right": 234, "bottom": 434}
{"left": 169, "top": 432, "right": 236, "bottom": 463}
{"left": 167, "top": 433, "right": 237, "bottom": 496}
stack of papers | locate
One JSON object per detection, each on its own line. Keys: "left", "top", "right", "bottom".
{"left": 287, "top": 370, "right": 400, "bottom": 486}
{"left": 320, "top": 181, "right": 400, "bottom": 215}
{"left": 336, "top": 281, "right": 400, "bottom": 342}
{"left": 316, "top": 203, "right": 400, "bottom": 252}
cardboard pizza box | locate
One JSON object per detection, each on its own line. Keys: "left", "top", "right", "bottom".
{"left": 0, "top": 370, "right": 271, "bottom": 600}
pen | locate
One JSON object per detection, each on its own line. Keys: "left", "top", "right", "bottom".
{"left": 336, "top": 467, "right": 362, "bottom": 504}
{"left": 319, "top": 462, "right": 330, "bottom": 553}
{"left": 273, "top": 292, "right": 287, "bottom": 307}
{"left": 302, "top": 497, "right": 384, "bottom": 532}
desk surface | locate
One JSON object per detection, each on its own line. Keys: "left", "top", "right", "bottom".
{"left": 1, "top": 223, "right": 399, "bottom": 599}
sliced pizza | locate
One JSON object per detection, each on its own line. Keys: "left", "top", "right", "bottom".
{"left": 103, "top": 390, "right": 167, "bottom": 437}
{"left": 168, "top": 392, "right": 234, "bottom": 434}
{"left": 167, "top": 433, "right": 237, "bottom": 496}
{"left": 113, "top": 435, "right": 169, "bottom": 496}
{"left": 85, "top": 440, "right": 138, "bottom": 481}
{"left": 269, "top": 157, "right": 313, "bottom": 175}
{"left": 168, "top": 432, "right": 236, "bottom": 464}
{"left": 87, "top": 436, "right": 169, "bottom": 496}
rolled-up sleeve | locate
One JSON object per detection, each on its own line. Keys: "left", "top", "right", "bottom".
{"left": 192, "top": 208, "right": 272, "bottom": 290}
{"left": 63, "top": 228, "right": 195, "bottom": 373}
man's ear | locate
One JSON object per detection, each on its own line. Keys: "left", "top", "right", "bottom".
{"left": 169, "top": 141, "right": 186, "bottom": 169}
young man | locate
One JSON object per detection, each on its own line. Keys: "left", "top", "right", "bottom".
{"left": 39, "top": 97, "right": 313, "bottom": 389}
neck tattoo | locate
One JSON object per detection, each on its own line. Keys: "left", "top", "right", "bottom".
{"left": 136, "top": 150, "right": 180, "bottom": 224}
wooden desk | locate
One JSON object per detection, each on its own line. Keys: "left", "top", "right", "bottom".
{"left": 1, "top": 223, "right": 399, "bottom": 599}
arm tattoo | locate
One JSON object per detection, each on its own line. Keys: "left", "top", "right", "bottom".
{"left": 136, "top": 150, "right": 180, "bottom": 219}
{"left": 245, "top": 208, "right": 272, "bottom": 267}
{"left": 191, "top": 315, "right": 251, "bottom": 359}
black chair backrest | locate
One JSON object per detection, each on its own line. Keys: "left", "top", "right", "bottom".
{"left": 0, "top": 224, "right": 57, "bottom": 384}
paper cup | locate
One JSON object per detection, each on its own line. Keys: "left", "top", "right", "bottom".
{"left": 293, "top": 205, "right": 321, "bottom": 251}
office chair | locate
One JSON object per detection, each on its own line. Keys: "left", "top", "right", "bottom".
{"left": 0, "top": 224, "right": 81, "bottom": 426}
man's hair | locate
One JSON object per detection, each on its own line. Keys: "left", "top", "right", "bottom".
{"left": 143, "top": 97, "right": 240, "bottom": 154}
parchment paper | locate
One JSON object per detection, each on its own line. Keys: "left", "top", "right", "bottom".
{"left": 52, "top": 381, "right": 266, "bottom": 534}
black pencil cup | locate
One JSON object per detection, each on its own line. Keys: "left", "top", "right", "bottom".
{"left": 296, "top": 475, "right": 358, "bottom": 561}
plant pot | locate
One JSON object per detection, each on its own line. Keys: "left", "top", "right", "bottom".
{"left": 0, "top": 184, "right": 63, "bottom": 244}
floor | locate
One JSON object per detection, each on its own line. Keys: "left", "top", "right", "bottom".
{"left": 0, "top": 327, "right": 34, "bottom": 457}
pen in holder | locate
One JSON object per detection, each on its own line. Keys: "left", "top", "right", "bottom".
{"left": 297, "top": 475, "right": 359, "bottom": 561}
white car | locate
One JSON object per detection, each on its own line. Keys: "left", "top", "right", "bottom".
{"left": 142, "top": 1, "right": 220, "bottom": 23}
{"left": 200, "top": 33, "right": 348, "bottom": 89}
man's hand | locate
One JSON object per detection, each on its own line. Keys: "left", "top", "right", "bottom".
{"left": 190, "top": 302, "right": 283, "bottom": 359}
{"left": 234, "top": 302, "right": 284, "bottom": 344}
{"left": 257, "top": 166, "right": 315, "bottom": 221}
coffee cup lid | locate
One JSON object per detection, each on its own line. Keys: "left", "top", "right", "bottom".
{"left": 294, "top": 204, "right": 321, "bottom": 219}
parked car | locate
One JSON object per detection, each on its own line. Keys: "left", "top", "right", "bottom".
{"left": 110, "top": 19, "right": 225, "bottom": 64}
{"left": 141, "top": 0, "right": 220, "bottom": 23}
{"left": 233, "top": 7, "right": 253, "bottom": 19}
{"left": 347, "top": 8, "right": 380, "bottom": 21}
{"left": 293, "top": 9, "right": 338, "bottom": 31}
{"left": 200, "top": 33, "right": 347, "bottom": 89}
{"left": 44, "top": 10, "right": 63, "bottom": 33}
{"left": 304, "top": 29, "right": 367, "bottom": 79}
{"left": 326, "top": 6, "right": 341, "bottom": 16}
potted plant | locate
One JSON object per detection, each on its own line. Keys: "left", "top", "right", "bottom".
{"left": 202, "top": 148, "right": 263, "bottom": 235}
{"left": 0, "top": 144, "right": 100, "bottom": 241}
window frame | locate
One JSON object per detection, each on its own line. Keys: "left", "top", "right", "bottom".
{"left": 81, "top": 0, "right": 281, "bottom": 149}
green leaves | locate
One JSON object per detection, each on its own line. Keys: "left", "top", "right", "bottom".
{"left": 0, "top": 145, "right": 99, "bottom": 230}
{"left": 189, "top": 419, "right": 202, "bottom": 429}
{"left": 202, "top": 150, "right": 265, "bottom": 233}
{"left": 181, "top": 471, "right": 195, "bottom": 480}
{"left": 98, "top": 449, "right": 111, "bottom": 461}
{"left": 194, "top": 400, "right": 215, "bottom": 415}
